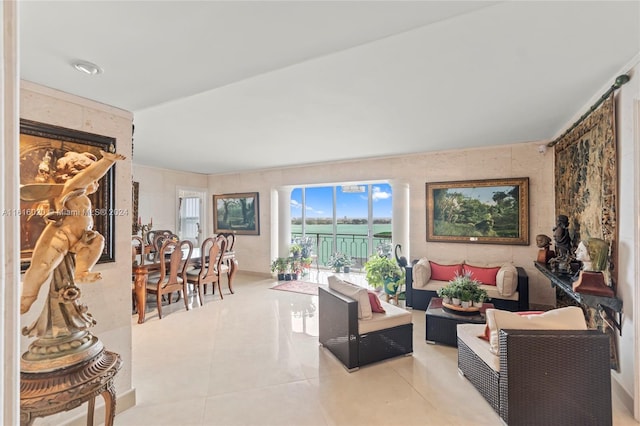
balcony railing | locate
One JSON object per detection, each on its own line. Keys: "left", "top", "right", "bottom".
{"left": 291, "top": 232, "right": 392, "bottom": 270}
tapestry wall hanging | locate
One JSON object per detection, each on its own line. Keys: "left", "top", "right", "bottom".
{"left": 553, "top": 93, "right": 619, "bottom": 369}
{"left": 554, "top": 93, "right": 617, "bottom": 277}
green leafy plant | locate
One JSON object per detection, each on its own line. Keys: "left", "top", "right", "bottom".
{"left": 289, "top": 244, "right": 302, "bottom": 258}
{"left": 326, "top": 252, "right": 353, "bottom": 270}
{"left": 364, "top": 254, "right": 404, "bottom": 294}
{"left": 270, "top": 257, "right": 288, "bottom": 274}
{"left": 441, "top": 272, "right": 483, "bottom": 303}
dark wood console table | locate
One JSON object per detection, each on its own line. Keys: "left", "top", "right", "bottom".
{"left": 534, "top": 261, "right": 622, "bottom": 334}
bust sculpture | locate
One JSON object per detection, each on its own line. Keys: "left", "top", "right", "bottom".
{"left": 572, "top": 237, "right": 613, "bottom": 297}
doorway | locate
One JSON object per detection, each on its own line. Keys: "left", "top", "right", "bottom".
{"left": 176, "top": 187, "right": 207, "bottom": 246}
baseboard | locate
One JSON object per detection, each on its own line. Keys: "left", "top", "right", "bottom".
{"left": 612, "top": 377, "right": 634, "bottom": 416}
{"left": 61, "top": 388, "right": 136, "bottom": 426}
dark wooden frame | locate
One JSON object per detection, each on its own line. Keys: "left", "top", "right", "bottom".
{"left": 213, "top": 192, "right": 260, "bottom": 235}
{"left": 426, "top": 177, "right": 529, "bottom": 245}
{"left": 19, "top": 119, "right": 116, "bottom": 270}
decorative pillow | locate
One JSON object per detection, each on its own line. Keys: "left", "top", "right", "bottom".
{"left": 463, "top": 264, "right": 500, "bottom": 286}
{"left": 480, "top": 311, "right": 544, "bottom": 341}
{"left": 367, "top": 291, "right": 386, "bottom": 313}
{"left": 327, "top": 275, "right": 373, "bottom": 320}
{"left": 485, "top": 307, "right": 587, "bottom": 354}
{"left": 496, "top": 264, "right": 518, "bottom": 297}
{"left": 429, "top": 261, "right": 463, "bottom": 281}
{"left": 412, "top": 258, "right": 431, "bottom": 289}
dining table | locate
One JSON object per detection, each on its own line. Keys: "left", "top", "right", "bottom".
{"left": 132, "top": 247, "right": 237, "bottom": 324}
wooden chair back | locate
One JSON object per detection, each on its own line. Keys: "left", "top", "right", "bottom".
{"left": 197, "top": 236, "right": 226, "bottom": 284}
{"left": 219, "top": 232, "right": 236, "bottom": 252}
{"left": 131, "top": 236, "right": 145, "bottom": 267}
{"left": 156, "top": 239, "right": 193, "bottom": 287}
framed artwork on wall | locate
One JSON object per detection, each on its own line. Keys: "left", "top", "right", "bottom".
{"left": 426, "top": 177, "right": 529, "bottom": 245}
{"left": 213, "top": 192, "right": 260, "bottom": 235}
{"left": 19, "top": 119, "right": 117, "bottom": 270}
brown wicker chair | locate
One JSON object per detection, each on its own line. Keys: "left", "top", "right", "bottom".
{"left": 457, "top": 327, "right": 611, "bottom": 426}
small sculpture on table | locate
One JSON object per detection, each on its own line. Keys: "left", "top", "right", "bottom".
{"left": 572, "top": 238, "right": 614, "bottom": 297}
{"left": 549, "top": 214, "right": 573, "bottom": 273}
{"left": 535, "top": 234, "right": 555, "bottom": 264}
{"left": 19, "top": 149, "right": 124, "bottom": 426}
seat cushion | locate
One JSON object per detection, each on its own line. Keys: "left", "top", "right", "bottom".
{"left": 358, "top": 301, "right": 411, "bottom": 334}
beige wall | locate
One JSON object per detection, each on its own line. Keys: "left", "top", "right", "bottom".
{"left": 19, "top": 81, "right": 135, "bottom": 425}
{"left": 205, "top": 141, "right": 557, "bottom": 307}
{"left": 132, "top": 164, "right": 208, "bottom": 234}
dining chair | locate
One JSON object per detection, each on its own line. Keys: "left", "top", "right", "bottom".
{"left": 145, "top": 239, "right": 193, "bottom": 319}
{"left": 218, "top": 233, "right": 237, "bottom": 295}
{"left": 185, "top": 236, "right": 226, "bottom": 306}
{"left": 131, "top": 236, "right": 145, "bottom": 312}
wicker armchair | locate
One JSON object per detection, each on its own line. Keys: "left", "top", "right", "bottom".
{"left": 457, "top": 326, "right": 611, "bottom": 426}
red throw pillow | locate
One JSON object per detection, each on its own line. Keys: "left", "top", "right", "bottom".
{"left": 479, "top": 311, "right": 545, "bottom": 341}
{"left": 367, "top": 291, "right": 386, "bottom": 313}
{"left": 463, "top": 264, "right": 501, "bottom": 286}
{"left": 429, "top": 262, "right": 463, "bottom": 281}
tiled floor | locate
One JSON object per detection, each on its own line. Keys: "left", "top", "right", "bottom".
{"left": 116, "top": 271, "right": 639, "bottom": 426}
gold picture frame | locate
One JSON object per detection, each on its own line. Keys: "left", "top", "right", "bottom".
{"left": 213, "top": 192, "right": 260, "bottom": 235}
{"left": 19, "top": 119, "right": 116, "bottom": 270}
{"left": 426, "top": 177, "right": 529, "bottom": 245}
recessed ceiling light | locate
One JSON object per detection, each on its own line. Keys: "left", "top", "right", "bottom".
{"left": 72, "top": 60, "right": 103, "bottom": 75}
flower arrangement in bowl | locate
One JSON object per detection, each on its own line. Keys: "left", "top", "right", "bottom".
{"left": 326, "top": 252, "right": 353, "bottom": 273}
{"left": 438, "top": 272, "right": 487, "bottom": 309}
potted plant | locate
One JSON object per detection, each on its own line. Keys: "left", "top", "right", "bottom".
{"left": 473, "top": 288, "right": 488, "bottom": 307}
{"left": 326, "top": 252, "right": 352, "bottom": 273}
{"left": 440, "top": 272, "right": 482, "bottom": 307}
{"left": 436, "top": 286, "right": 452, "bottom": 304}
{"left": 364, "top": 254, "right": 405, "bottom": 296}
{"left": 289, "top": 257, "right": 302, "bottom": 279}
{"left": 289, "top": 244, "right": 302, "bottom": 258}
{"left": 270, "top": 257, "right": 288, "bottom": 281}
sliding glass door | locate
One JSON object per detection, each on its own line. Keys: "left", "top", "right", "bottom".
{"left": 291, "top": 183, "right": 392, "bottom": 269}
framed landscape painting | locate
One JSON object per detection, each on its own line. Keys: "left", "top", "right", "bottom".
{"left": 19, "top": 119, "right": 117, "bottom": 270}
{"left": 426, "top": 177, "right": 529, "bottom": 245}
{"left": 213, "top": 192, "right": 260, "bottom": 235}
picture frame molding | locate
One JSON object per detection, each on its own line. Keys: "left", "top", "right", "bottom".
{"left": 426, "top": 177, "right": 529, "bottom": 245}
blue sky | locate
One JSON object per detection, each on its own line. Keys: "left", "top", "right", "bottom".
{"left": 291, "top": 183, "right": 392, "bottom": 219}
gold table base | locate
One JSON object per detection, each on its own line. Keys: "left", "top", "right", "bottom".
{"left": 20, "top": 349, "right": 122, "bottom": 426}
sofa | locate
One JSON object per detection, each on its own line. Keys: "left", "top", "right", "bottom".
{"left": 318, "top": 276, "right": 413, "bottom": 371}
{"left": 457, "top": 307, "right": 611, "bottom": 426}
{"left": 405, "top": 259, "right": 529, "bottom": 311}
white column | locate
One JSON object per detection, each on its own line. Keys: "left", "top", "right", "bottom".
{"left": 1, "top": 1, "right": 21, "bottom": 424}
{"left": 390, "top": 180, "right": 410, "bottom": 261}
{"left": 277, "top": 187, "right": 292, "bottom": 258}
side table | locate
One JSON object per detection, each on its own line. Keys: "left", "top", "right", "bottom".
{"left": 21, "top": 349, "right": 122, "bottom": 426}
{"left": 425, "top": 298, "right": 493, "bottom": 346}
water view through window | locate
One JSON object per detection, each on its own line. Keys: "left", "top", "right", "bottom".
{"left": 290, "top": 183, "right": 392, "bottom": 268}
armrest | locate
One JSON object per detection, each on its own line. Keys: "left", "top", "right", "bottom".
{"left": 318, "top": 286, "right": 359, "bottom": 369}
{"left": 405, "top": 266, "right": 413, "bottom": 307}
{"left": 515, "top": 267, "right": 529, "bottom": 310}
{"left": 499, "top": 329, "right": 611, "bottom": 425}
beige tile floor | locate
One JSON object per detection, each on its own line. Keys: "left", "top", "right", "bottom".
{"left": 116, "top": 271, "right": 639, "bottom": 426}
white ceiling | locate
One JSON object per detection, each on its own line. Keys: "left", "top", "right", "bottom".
{"left": 20, "top": 1, "right": 640, "bottom": 175}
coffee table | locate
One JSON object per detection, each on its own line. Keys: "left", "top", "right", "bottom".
{"left": 425, "top": 298, "right": 494, "bottom": 346}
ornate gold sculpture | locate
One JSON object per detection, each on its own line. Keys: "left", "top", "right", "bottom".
{"left": 20, "top": 150, "right": 124, "bottom": 371}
